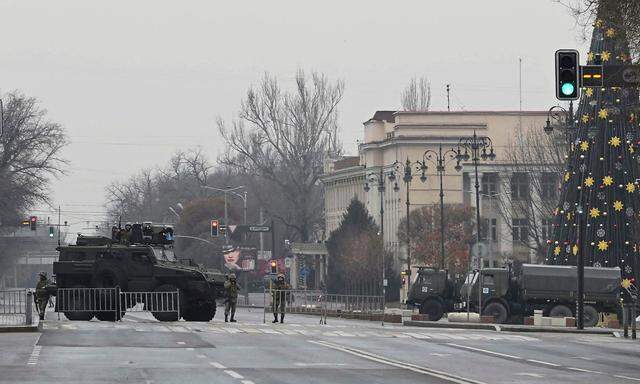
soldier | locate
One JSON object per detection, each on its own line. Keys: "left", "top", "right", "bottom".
{"left": 272, "top": 273, "right": 290, "bottom": 323}
{"left": 35, "top": 272, "right": 52, "bottom": 320}
{"left": 121, "top": 224, "right": 132, "bottom": 245}
{"left": 224, "top": 273, "right": 240, "bottom": 322}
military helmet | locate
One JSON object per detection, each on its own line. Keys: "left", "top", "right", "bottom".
{"left": 38, "top": 271, "right": 47, "bottom": 278}
{"left": 228, "top": 273, "right": 237, "bottom": 280}
{"left": 277, "top": 273, "right": 285, "bottom": 280}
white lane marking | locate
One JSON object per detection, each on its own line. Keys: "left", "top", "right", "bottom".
{"left": 210, "top": 362, "right": 227, "bottom": 369}
{"left": 567, "top": 367, "right": 603, "bottom": 374}
{"left": 241, "top": 381, "right": 255, "bottom": 384}
{"left": 186, "top": 347, "right": 194, "bottom": 351}
{"left": 614, "top": 375, "right": 640, "bottom": 382}
{"left": 196, "top": 354, "right": 206, "bottom": 359}
{"left": 294, "top": 362, "right": 347, "bottom": 367}
{"left": 224, "top": 370, "right": 244, "bottom": 379}
{"left": 446, "top": 343, "right": 522, "bottom": 360}
{"left": 526, "top": 359, "right": 561, "bottom": 367}
{"left": 27, "top": 344, "right": 43, "bottom": 365}
{"left": 515, "top": 373, "right": 544, "bottom": 378}
{"left": 430, "top": 353, "right": 451, "bottom": 357}
{"left": 176, "top": 341, "right": 186, "bottom": 345}
{"left": 309, "top": 340, "right": 487, "bottom": 384}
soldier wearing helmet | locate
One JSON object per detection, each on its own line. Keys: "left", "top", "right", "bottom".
{"left": 35, "top": 272, "right": 53, "bottom": 320}
{"left": 224, "top": 273, "right": 240, "bottom": 322}
{"left": 271, "top": 273, "right": 291, "bottom": 323}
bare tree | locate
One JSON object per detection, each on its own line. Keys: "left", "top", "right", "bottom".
{"left": 219, "top": 70, "right": 344, "bottom": 241}
{"left": 401, "top": 76, "right": 431, "bottom": 112}
{"left": 495, "top": 123, "right": 567, "bottom": 261}
{"left": 557, "top": 0, "right": 640, "bottom": 61}
{"left": 0, "top": 92, "right": 68, "bottom": 226}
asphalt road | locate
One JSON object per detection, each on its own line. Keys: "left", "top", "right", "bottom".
{"left": 1, "top": 307, "right": 639, "bottom": 384}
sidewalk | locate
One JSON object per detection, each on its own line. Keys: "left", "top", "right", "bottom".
{"left": 403, "top": 319, "right": 617, "bottom": 335}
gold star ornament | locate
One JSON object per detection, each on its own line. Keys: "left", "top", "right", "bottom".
{"left": 581, "top": 114, "right": 590, "bottom": 124}
{"left": 597, "top": 240, "right": 609, "bottom": 251}
{"left": 601, "top": 51, "right": 611, "bottom": 62}
{"left": 580, "top": 141, "right": 589, "bottom": 151}
{"left": 609, "top": 136, "right": 621, "bottom": 147}
{"left": 598, "top": 108, "right": 608, "bottom": 119}
{"left": 606, "top": 28, "right": 616, "bottom": 38}
{"left": 584, "top": 88, "right": 594, "bottom": 97}
{"left": 603, "top": 175, "right": 614, "bottom": 186}
{"left": 626, "top": 182, "right": 636, "bottom": 193}
{"left": 564, "top": 172, "right": 570, "bottom": 182}
{"left": 553, "top": 246, "right": 561, "bottom": 256}
{"left": 595, "top": 19, "right": 603, "bottom": 28}
{"left": 614, "top": 200, "right": 624, "bottom": 212}
{"left": 589, "top": 207, "right": 601, "bottom": 218}
{"left": 584, "top": 177, "right": 595, "bottom": 187}
{"left": 622, "top": 278, "right": 632, "bottom": 289}
{"left": 572, "top": 244, "right": 579, "bottom": 256}
{"left": 587, "top": 52, "right": 595, "bottom": 62}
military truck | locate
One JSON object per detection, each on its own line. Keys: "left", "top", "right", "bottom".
{"left": 406, "top": 268, "right": 461, "bottom": 321}
{"left": 460, "top": 264, "right": 621, "bottom": 326}
{"left": 53, "top": 223, "right": 225, "bottom": 322}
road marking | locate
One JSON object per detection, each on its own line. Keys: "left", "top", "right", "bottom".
{"left": 294, "top": 362, "right": 347, "bottom": 367}
{"left": 186, "top": 347, "right": 194, "bottom": 351}
{"left": 614, "top": 375, "right": 640, "bottom": 382}
{"left": 309, "top": 340, "right": 486, "bottom": 384}
{"left": 176, "top": 341, "right": 186, "bottom": 345}
{"left": 430, "top": 353, "right": 451, "bottom": 357}
{"left": 526, "top": 359, "right": 560, "bottom": 367}
{"left": 196, "top": 354, "right": 206, "bottom": 359}
{"left": 568, "top": 367, "right": 603, "bottom": 374}
{"left": 446, "top": 344, "right": 522, "bottom": 360}
{"left": 210, "top": 362, "right": 226, "bottom": 369}
{"left": 224, "top": 370, "right": 244, "bottom": 379}
{"left": 27, "top": 343, "right": 42, "bottom": 366}
{"left": 241, "top": 381, "right": 255, "bottom": 384}
{"left": 515, "top": 373, "right": 544, "bottom": 378}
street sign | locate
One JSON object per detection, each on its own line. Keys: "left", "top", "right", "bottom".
{"left": 248, "top": 225, "right": 271, "bottom": 233}
{"left": 471, "top": 242, "right": 488, "bottom": 259}
{"left": 603, "top": 65, "right": 640, "bottom": 86}
{"left": 284, "top": 257, "right": 293, "bottom": 268}
{"left": 383, "top": 279, "right": 388, "bottom": 287}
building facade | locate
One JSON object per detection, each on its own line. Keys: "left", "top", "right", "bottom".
{"left": 321, "top": 110, "right": 551, "bottom": 273}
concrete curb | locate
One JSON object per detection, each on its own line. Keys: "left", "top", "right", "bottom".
{"left": 0, "top": 324, "right": 39, "bottom": 333}
{"left": 403, "top": 320, "right": 616, "bottom": 335}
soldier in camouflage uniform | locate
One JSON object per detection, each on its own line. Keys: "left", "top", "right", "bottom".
{"left": 224, "top": 273, "right": 240, "bottom": 322}
{"left": 35, "top": 272, "right": 52, "bottom": 320}
{"left": 272, "top": 273, "right": 290, "bottom": 323}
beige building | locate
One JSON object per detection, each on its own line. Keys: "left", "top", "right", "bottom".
{"left": 321, "top": 110, "right": 549, "bottom": 272}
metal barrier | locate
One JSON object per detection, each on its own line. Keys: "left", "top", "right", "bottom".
{"left": 0, "top": 289, "right": 35, "bottom": 326}
{"left": 56, "top": 288, "right": 180, "bottom": 321}
{"left": 263, "top": 288, "right": 383, "bottom": 324}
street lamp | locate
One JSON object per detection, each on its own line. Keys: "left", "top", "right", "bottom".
{"left": 364, "top": 167, "right": 395, "bottom": 325}
{"left": 201, "top": 185, "right": 247, "bottom": 243}
{"left": 419, "top": 144, "right": 462, "bottom": 270}
{"left": 544, "top": 103, "right": 576, "bottom": 144}
{"left": 388, "top": 158, "right": 423, "bottom": 284}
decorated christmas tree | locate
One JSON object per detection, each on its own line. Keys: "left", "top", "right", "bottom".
{"left": 546, "top": 9, "right": 640, "bottom": 292}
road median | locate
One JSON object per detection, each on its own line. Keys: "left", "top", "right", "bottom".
{"left": 403, "top": 320, "right": 617, "bottom": 335}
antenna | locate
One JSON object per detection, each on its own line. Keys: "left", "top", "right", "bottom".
{"left": 446, "top": 84, "right": 451, "bottom": 111}
{"left": 519, "top": 57, "right": 523, "bottom": 130}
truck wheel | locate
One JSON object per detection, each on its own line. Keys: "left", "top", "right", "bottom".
{"left": 63, "top": 286, "right": 95, "bottom": 321}
{"left": 549, "top": 304, "right": 572, "bottom": 318}
{"left": 420, "top": 299, "right": 444, "bottom": 321}
{"left": 182, "top": 303, "right": 216, "bottom": 322}
{"left": 583, "top": 305, "right": 599, "bottom": 327}
{"left": 483, "top": 302, "right": 508, "bottom": 324}
{"left": 150, "top": 284, "right": 181, "bottom": 322}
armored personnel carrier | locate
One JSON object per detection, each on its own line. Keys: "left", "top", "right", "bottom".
{"left": 53, "top": 223, "right": 224, "bottom": 322}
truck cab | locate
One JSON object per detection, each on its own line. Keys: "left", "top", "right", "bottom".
{"left": 407, "top": 268, "right": 459, "bottom": 321}
{"left": 460, "top": 268, "right": 516, "bottom": 323}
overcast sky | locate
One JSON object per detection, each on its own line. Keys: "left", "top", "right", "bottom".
{"left": 0, "top": 0, "right": 589, "bottom": 226}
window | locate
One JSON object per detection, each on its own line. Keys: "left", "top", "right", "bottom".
{"left": 541, "top": 218, "right": 553, "bottom": 240}
{"left": 511, "top": 173, "right": 530, "bottom": 200}
{"left": 481, "top": 218, "right": 498, "bottom": 242}
{"left": 482, "top": 173, "right": 499, "bottom": 197}
{"left": 512, "top": 218, "right": 529, "bottom": 243}
{"left": 483, "top": 275, "right": 495, "bottom": 285}
{"left": 541, "top": 172, "right": 558, "bottom": 200}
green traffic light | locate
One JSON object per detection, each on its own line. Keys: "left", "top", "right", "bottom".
{"left": 561, "top": 83, "right": 575, "bottom": 96}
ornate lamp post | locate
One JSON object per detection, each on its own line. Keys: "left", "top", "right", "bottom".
{"left": 544, "top": 103, "right": 576, "bottom": 144}
{"left": 364, "top": 168, "right": 391, "bottom": 324}
{"left": 418, "top": 144, "right": 462, "bottom": 270}
{"left": 388, "top": 158, "right": 423, "bottom": 284}
{"left": 455, "top": 131, "right": 497, "bottom": 268}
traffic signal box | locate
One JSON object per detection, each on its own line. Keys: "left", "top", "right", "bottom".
{"left": 270, "top": 260, "right": 277, "bottom": 274}
{"left": 211, "top": 219, "right": 219, "bottom": 237}
{"left": 49, "top": 227, "right": 54, "bottom": 237}
{"left": 29, "top": 216, "right": 37, "bottom": 231}
{"left": 555, "top": 49, "right": 580, "bottom": 100}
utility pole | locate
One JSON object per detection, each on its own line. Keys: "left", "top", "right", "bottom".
{"left": 446, "top": 84, "right": 451, "bottom": 111}
{"left": 57, "top": 205, "right": 61, "bottom": 246}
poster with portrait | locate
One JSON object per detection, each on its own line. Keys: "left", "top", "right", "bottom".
{"left": 223, "top": 246, "right": 257, "bottom": 271}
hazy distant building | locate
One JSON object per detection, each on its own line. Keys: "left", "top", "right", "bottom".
{"left": 321, "top": 110, "right": 549, "bottom": 272}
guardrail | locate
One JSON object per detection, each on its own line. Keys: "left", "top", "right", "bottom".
{"left": 56, "top": 287, "right": 180, "bottom": 322}
{"left": 0, "top": 289, "right": 35, "bottom": 326}
{"left": 262, "top": 288, "right": 383, "bottom": 324}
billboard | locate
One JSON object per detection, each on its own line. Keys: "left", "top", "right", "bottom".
{"left": 223, "top": 246, "right": 257, "bottom": 272}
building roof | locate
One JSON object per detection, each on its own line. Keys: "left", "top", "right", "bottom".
{"left": 368, "top": 110, "right": 397, "bottom": 122}
{"left": 333, "top": 156, "right": 360, "bottom": 170}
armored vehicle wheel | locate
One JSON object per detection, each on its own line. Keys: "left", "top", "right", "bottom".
{"left": 63, "top": 286, "right": 95, "bottom": 321}
{"left": 182, "top": 303, "right": 216, "bottom": 322}
{"left": 151, "top": 284, "right": 181, "bottom": 322}
{"left": 549, "top": 304, "right": 573, "bottom": 318}
{"left": 583, "top": 305, "right": 599, "bottom": 327}
{"left": 95, "top": 311, "right": 125, "bottom": 321}
{"left": 419, "top": 299, "right": 444, "bottom": 321}
{"left": 482, "top": 302, "right": 508, "bottom": 324}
